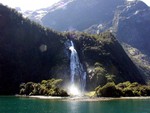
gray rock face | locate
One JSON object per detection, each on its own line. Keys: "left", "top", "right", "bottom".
{"left": 83, "top": 1, "right": 150, "bottom": 55}
{"left": 109, "top": 1, "right": 150, "bottom": 80}
{"left": 22, "top": 0, "right": 75, "bottom": 24}
{"left": 123, "top": 43, "right": 150, "bottom": 81}
{"left": 25, "top": 0, "right": 125, "bottom": 31}
{"left": 113, "top": 1, "right": 150, "bottom": 56}
{"left": 83, "top": 1, "right": 150, "bottom": 80}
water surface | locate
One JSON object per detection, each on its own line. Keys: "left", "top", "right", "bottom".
{"left": 0, "top": 96, "right": 150, "bottom": 113}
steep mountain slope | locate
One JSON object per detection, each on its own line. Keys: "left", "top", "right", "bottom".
{"left": 94, "top": 1, "right": 150, "bottom": 80}
{"left": 84, "top": 1, "right": 150, "bottom": 57}
{"left": 71, "top": 32, "right": 146, "bottom": 89}
{"left": 22, "top": 0, "right": 76, "bottom": 24}
{"left": 0, "top": 4, "right": 145, "bottom": 94}
{"left": 113, "top": 1, "right": 150, "bottom": 56}
{"left": 41, "top": 0, "right": 125, "bottom": 31}
{"left": 84, "top": 1, "right": 150, "bottom": 80}
{"left": 0, "top": 4, "right": 68, "bottom": 94}
{"left": 123, "top": 43, "right": 150, "bottom": 81}
{"left": 23, "top": 0, "right": 150, "bottom": 56}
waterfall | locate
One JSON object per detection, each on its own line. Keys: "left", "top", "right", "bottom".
{"left": 69, "top": 41, "right": 86, "bottom": 93}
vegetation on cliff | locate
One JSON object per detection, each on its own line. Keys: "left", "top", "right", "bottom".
{"left": 123, "top": 43, "right": 150, "bottom": 83}
{"left": 0, "top": 4, "right": 68, "bottom": 94}
{"left": 68, "top": 32, "right": 145, "bottom": 90}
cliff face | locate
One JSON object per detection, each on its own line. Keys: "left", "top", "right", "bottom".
{"left": 22, "top": 0, "right": 150, "bottom": 57}
{"left": 21, "top": 0, "right": 150, "bottom": 79}
{"left": 22, "top": 0, "right": 150, "bottom": 69}
{"left": 71, "top": 32, "right": 145, "bottom": 89}
{"left": 112, "top": 1, "right": 150, "bottom": 81}
{"left": 123, "top": 43, "right": 150, "bottom": 81}
{"left": 83, "top": 1, "right": 150, "bottom": 57}
{"left": 113, "top": 1, "right": 150, "bottom": 56}
{"left": 0, "top": 4, "right": 145, "bottom": 94}
{"left": 41, "top": 0, "right": 125, "bottom": 31}
{"left": 83, "top": 1, "right": 150, "bottom": 80}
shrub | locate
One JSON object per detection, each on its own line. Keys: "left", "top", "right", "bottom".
{"left": 19, "top": 79, "right": 69, "bottom": 97}
{"left": 123, "top": 88, "right": 134, "bottom": 97}
{"left": 94, "top": 66, "right": 107, "bottom": 86}
{"left": 95, "top": 81, "right": 150, "bottom": 97}
{"left": 95, "top": 82, "right": 122, "bottom": 97}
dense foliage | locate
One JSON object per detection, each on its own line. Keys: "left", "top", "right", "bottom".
{"left": 19, "top": 79, "right": 68, "bottom": 96}
{"left": 95, "top": 81, "right": 150, "bottom": 97}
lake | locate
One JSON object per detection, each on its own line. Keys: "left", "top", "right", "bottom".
{"left": 0, "top": 96, "right": 150, "bottom": 113}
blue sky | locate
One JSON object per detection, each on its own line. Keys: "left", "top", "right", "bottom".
{"left": 0, "top": 0, "right": 149, "bottom": 11}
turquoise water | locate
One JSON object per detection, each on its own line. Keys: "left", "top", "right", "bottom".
{"left": 0, "top": 96, "right": 150, "bottom": 113}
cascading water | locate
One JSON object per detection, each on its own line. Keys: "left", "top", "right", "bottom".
{"left": 69, "top": 41, "right": 86, "bottom": 95}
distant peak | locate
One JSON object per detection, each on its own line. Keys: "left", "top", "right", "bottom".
{"left": 126, "top": 0, "right": 148, "bottom": 7}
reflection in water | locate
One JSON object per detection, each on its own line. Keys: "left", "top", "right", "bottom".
{"left": 67, "top": 102, "right": 80, "bottom": 113}
{"left": 0, "top": 97, "right": 150, "bottom": 113}
{"left": 65, "top": 99, "right": 150, "bottom": 113}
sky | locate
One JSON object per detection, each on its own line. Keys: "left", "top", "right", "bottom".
{"left": 0, "top": 0, "right": 150, "bottom": 11}
{"left": 0, "top": 0, "right": 61, "bottom": 11}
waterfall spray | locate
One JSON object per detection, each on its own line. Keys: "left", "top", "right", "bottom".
{"left": 69, "top": 41, "right": 86, "bottom": 95}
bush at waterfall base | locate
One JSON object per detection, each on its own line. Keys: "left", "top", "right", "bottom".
{"left": 95, "top": 81, "right": 150, "bottom": 97}
{"left": 95, "top": 82, "right": 122, "bottom": 97}
{"left": 19, "top": 79, "right": 69, "bottom": 97}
